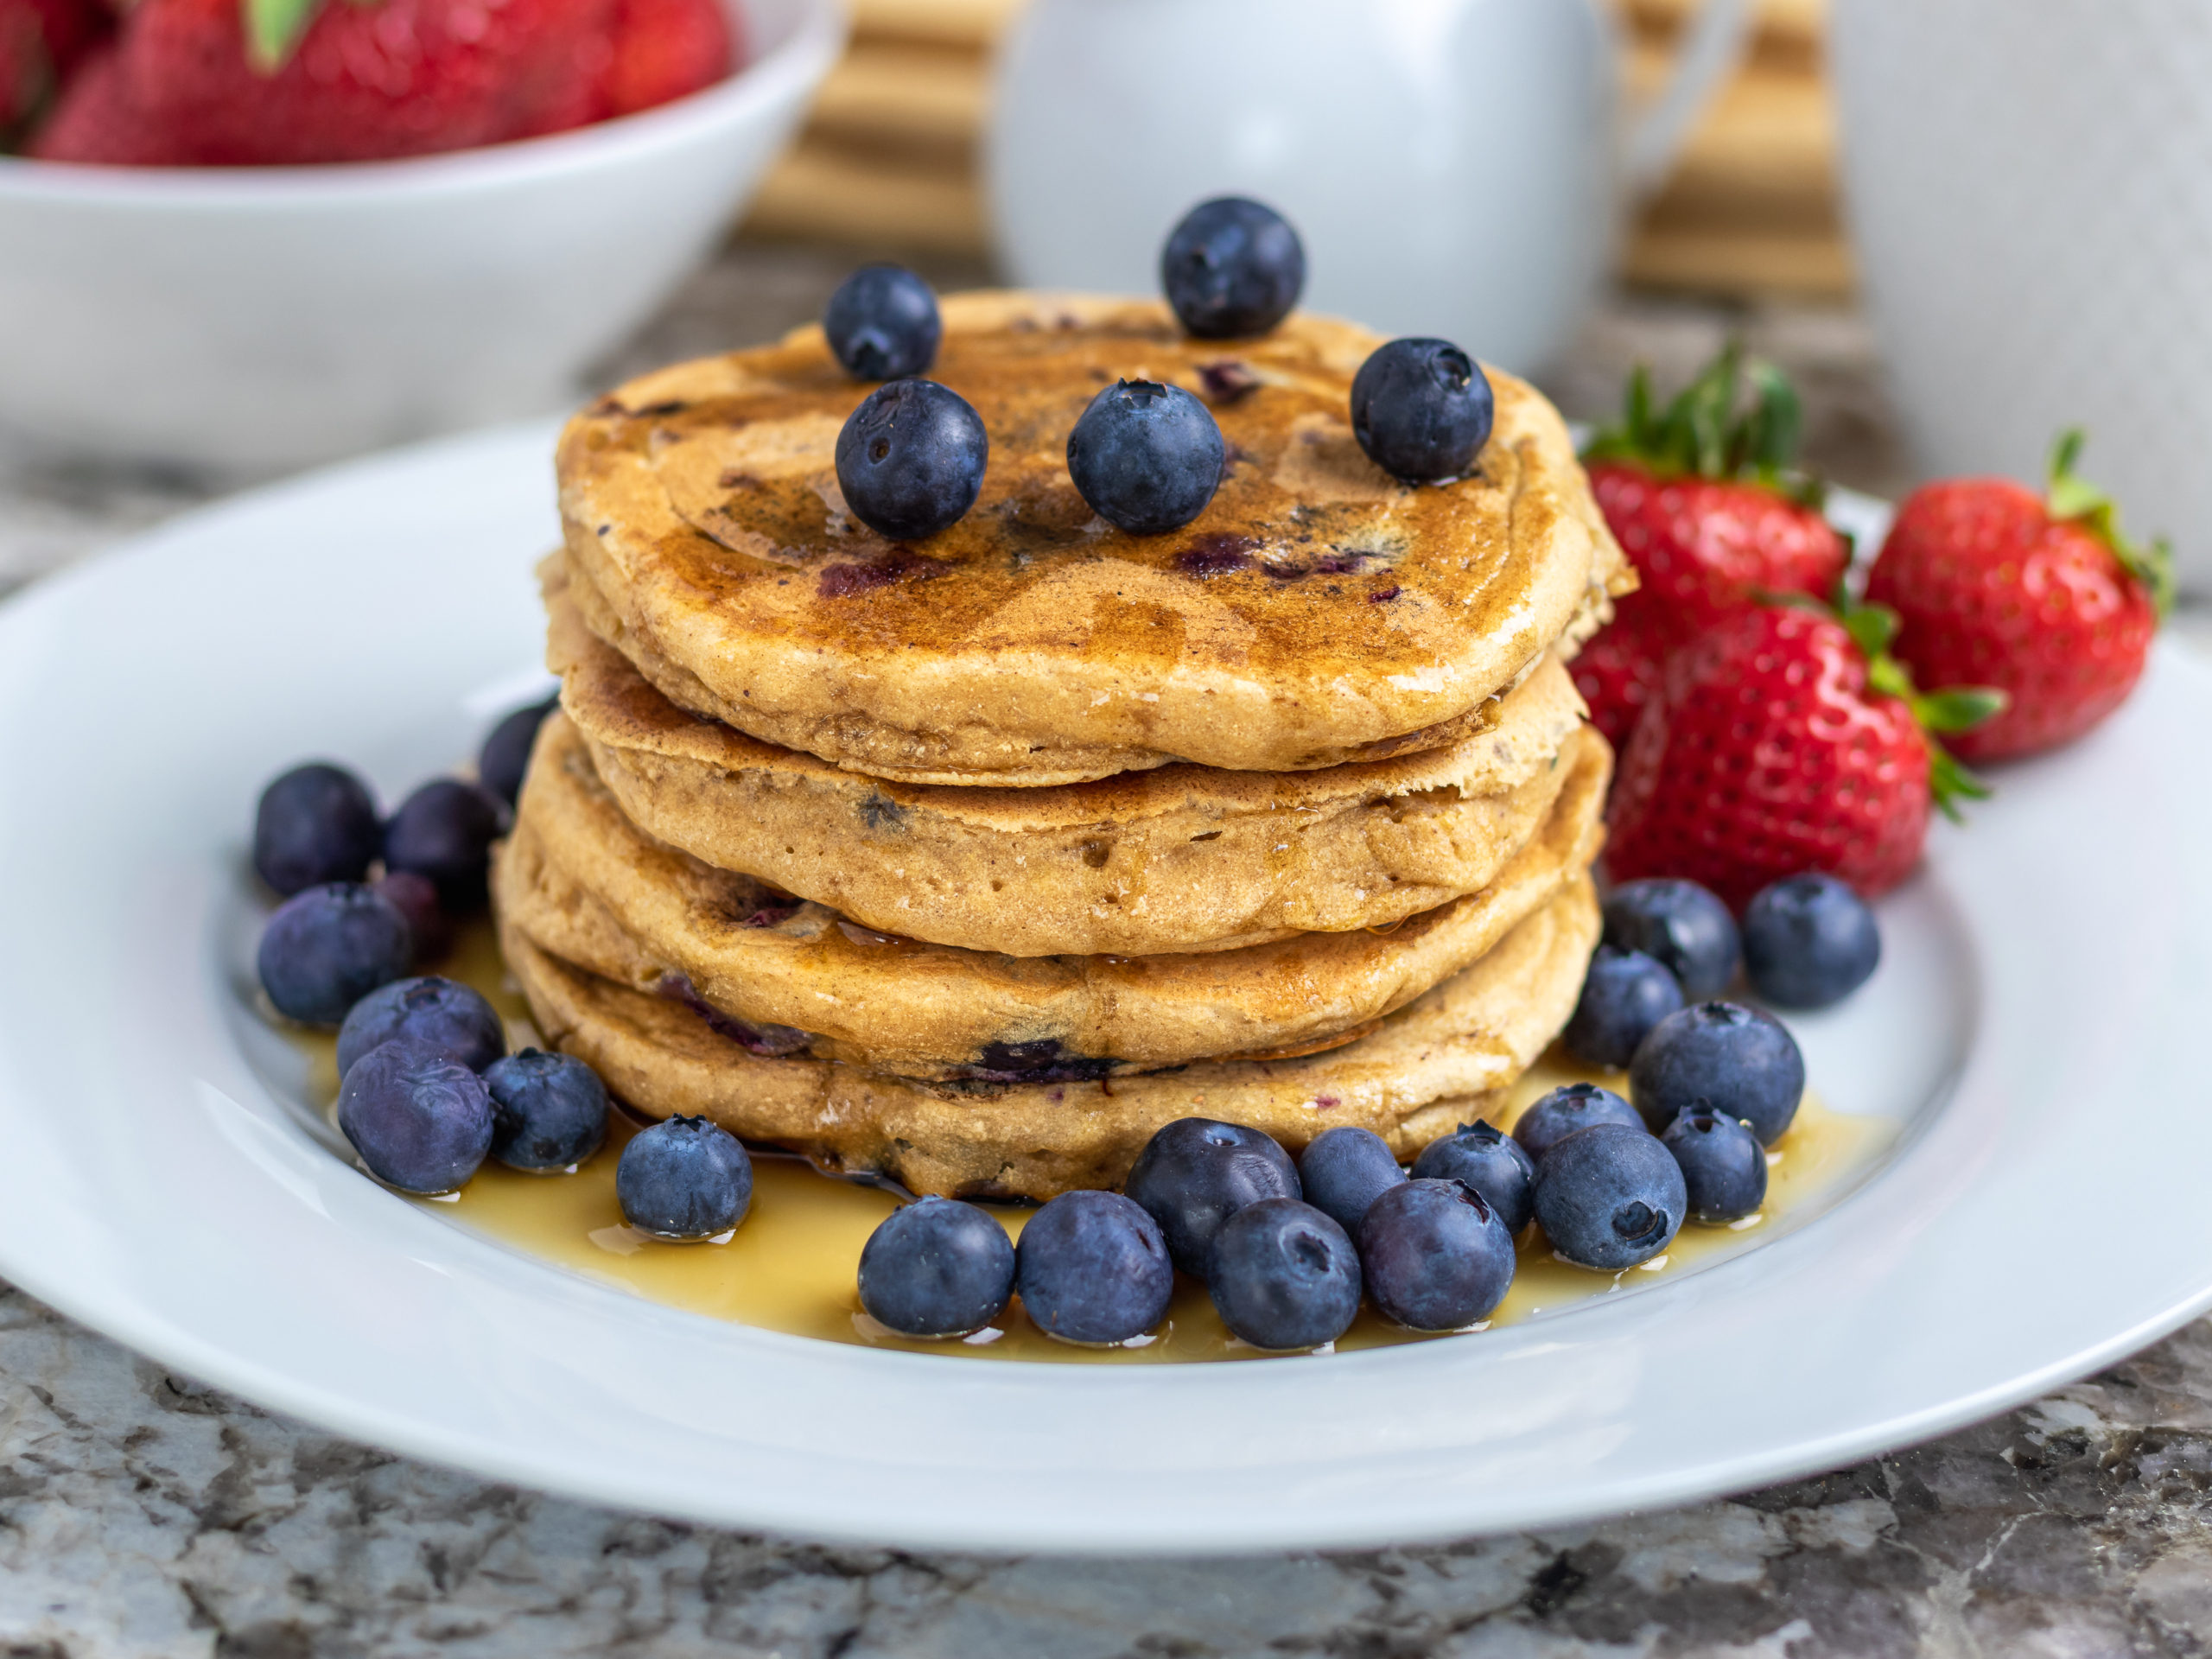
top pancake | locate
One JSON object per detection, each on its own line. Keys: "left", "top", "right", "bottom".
{"left": 559, "top": 291, "right": 1629, "bottom": 785}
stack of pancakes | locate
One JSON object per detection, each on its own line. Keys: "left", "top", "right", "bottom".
{"left": 493, "top": 293, "right": 1631, "bottom": 1200}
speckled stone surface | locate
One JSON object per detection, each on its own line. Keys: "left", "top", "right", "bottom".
{"left": 3, "top": 243, "right": 2210, "bottom": 1656}
{"left": 8, "top": 1278, "right": 2212, "bottom": 1657}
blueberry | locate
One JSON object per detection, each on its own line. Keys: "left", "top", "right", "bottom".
{"left": 1564, "top": 944, "right": 1686, "bottom": 1070}
{"left": 1014, "top": 1189, "right": 1173, "bottom": 1344}
{"left": 1350, "top": 338, "right": 1495, "bottom": 483}
{"left": 1160, "top": 196, "right": 1306, "bottom": 339}
{"left": 337, "top": 1039, "right": 494, "bottom": 1194}
{"left": 253, "top": 762, "right": 380, "bottom": 896}
{"left": 834, "top": 378, "right": 988, "bottom": 541}
{"left": 479, "top": 695, "right": 557, "bottom": 807}
{"left": 257, "top": 882, "right": 412, "bottom": 1027}
{"left": 1661, "top": 1109, "right": 1769, "bottom": 1224}
{"left": 1123, "top": 1117, "right": 1300, "bottom": 1276}
{"left": 1510, "top": 1083, "right": 1644, "bottom": 1163}
{"left": 384, "top": 778, "right": 505, "bottom": 913}
{"left": 1065, "top": 379, "right": 1225, "bottom": 536}
{"left": 372, "top": 870, "right": 451, "bottom": 965}
{"left": 1629, "top": 1001, "right": 1805, "bottom": 1145}
{"left": 1741, "top": 874, "right": 1881, "bottom": 1010}
{"left": 1357, "top": 1179, "right": 1517, "bottom": 1331}
{"left": 337, "top": 976, "right": 505, "bottom": 1077}
{"left": 858, "top": 1195, "right": 1016, "bottom": 1338}
{"left": 1206, "top": 1198, "right": 1361, "bottom": 1350}
{"left": 1296, "top": 1126, "right": 1405, "bottom": 1236}
{"left": 1533, "top": 1122, "right": 1686, "bottom": 1270}
{"left": 823, "top": 264, "right": 942, "bottom": 381}
{"left": 1410, "top": 1121, "right": 1536, "bottom": 1234}
{"left": 484, "top": 1048, "right": 608, "bottom": 1170}
{"left": 1602, "top": 879, "right": 1740, "bottom": 999}
{"left": 616, "top": 1116, "right": 753, "bottom": 1239}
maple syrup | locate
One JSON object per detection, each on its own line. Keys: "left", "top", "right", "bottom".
{"left": 289, "top": 921, "right": 1896, "bottom": 1363}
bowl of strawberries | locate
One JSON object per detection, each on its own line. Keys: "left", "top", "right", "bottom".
{"left": 0, "top": 0, "right": 841, "bottom": 471}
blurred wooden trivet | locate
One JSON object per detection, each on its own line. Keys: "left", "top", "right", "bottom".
{"left": 741, "top": 0, "right": 1851, "bottom": 301}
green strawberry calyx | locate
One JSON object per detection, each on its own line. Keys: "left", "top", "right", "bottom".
{"left": 1581, "top": 340, "right": 1825, "bottom": 509}
{"left": 244, "top": 0, "right": 374, "bottom": 71}
{"left": 2044, "top": 428, "right": 2176, "bottom": 620}
{"left": 1773, "top": 584, "right": 2008, "bottom": 823}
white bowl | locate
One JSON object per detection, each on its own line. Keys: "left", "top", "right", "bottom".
{"left": 0, "top": 0, "right": 842, "bottom": 474}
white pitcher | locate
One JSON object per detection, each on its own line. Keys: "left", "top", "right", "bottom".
{"left": 986, "top": 0, "right": 1754, "bottom": 375}
{"left": 1831, "top": 0, "right": 2212, "bottom": 592}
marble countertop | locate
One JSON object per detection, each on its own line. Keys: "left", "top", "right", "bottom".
{"left": 4, "top": 243, "right": 2209, "bottom": 1659}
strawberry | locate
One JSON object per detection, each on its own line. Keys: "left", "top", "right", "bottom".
{"left": 1573, "top": 346, "right": 1849, "bottom": 746}
{"left": 1568, "top": 598, "right": 1669, "bottom": 753}
{"left": 1604, "top": 598, "right": 2003, "bottom": 910}
{"left": 38, "top": 0, "right": 614, "bottom": 166}
{"left": 1865, "top": 430, "right": 2172, "bottom": 764}
{"left": 28, "top": 46, "right": 193, "bottom": 162}
{"left": 2, "top": 0, "right": 108, "bottom": 141}
{"left": 602, "top": 0, "right": 733, "bottom": 118}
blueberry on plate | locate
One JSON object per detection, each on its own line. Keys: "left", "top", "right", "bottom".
{"left": 858, "top": 1195, "right": 1016, "bottom": 1338}
{"left": 1564, "top": 944, "right": 1685, "bottom": 1070}
{"left": 1741, "top": 873, "right": 1881, "bottom": 1010}
{"left": 1014, "top": 1189, "right": 1173, "bottom": 1345}
{"left": 1296, "top": 1125, "right": 1405, "bottom": 1235}
{"left": 257, "top": 881, "right": 413, "bottom": 1027}
{"left": 336, "top": 976, "right": 505, "bottom": 1077}
{"left": 384, "top": 778, "right": 505, "bottom": 913}
{"left": 823, "top": 264, "right": 943, "bottom": 381}
{"left": 1601, "top": 879, "right": 1739, "bottom": 999}
{"left": 1066, "top": 379, "right": 1226, "bottom": 536}
{"left": 1350, "top": 338, "right": 1495, "bottom": 483}
{"left": 1123, "top": 1116, "right": 1300, "bottom": 1276}
{"left": 484, "top": 1048, "right": 608, "bottom": 1171}
{"left": 1206, "top": 1198, "right": 1361, "bottom": 1350}
{"left": 479, "top": 695, "right": 558, "bottom": 807}
{"left": 1160, "top": 196, "right": 1306, "bottom": 340}
{"left": 1533, "top": 1122, "right": 1686, "bottom": 1271}
{"left": 1411, "top": 1121, "right": 1536, "bottom": 1234}
{"left": 337, "top": 1038, "right": 495, "bottom": 1194}
{"left": 1661, "top": 1108, "right": 1768, "bottom": 1224}
{"left": 1357, "top": 1179, "right": 1517, "bottom": 1332}
{"left": 1629, "top": 1001, "right": 1805, "bottom": 1145}
{"left": 834, "top": 378, "right": 988, "bottom": 541}
{"left": 1510, "top": 1082, "right": 1644, "bottom": 1163}
{"left": 372, "top": 870, "right": 451, "bottom": 966}
{"left": 253, "top": 762, "right": 380, "bottom": 896}
{"left": 616, "top": 1116, "right": 753, "bottom": 1240}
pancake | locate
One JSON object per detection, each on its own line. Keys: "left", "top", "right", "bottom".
{"left": 499, "top": 714, "right": 1610, "bottom": 1080}
{"left": 550, "top": 573, "right": 1592, "bottom": 957}
{"left": 499, "top": 875, "right": 1600, "bottom": 1200}
{"left": 558, "top": 291, "right": 1630, "bottom": 785}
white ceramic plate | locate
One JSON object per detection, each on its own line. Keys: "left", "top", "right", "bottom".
{"left": 0, "top": 423, "right": 2207, "bottom": 1554}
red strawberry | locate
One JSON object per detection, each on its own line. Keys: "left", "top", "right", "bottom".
{"left": 602, "top": 0, "right": 733, "bottom": 118}
{"left": 1573, "top": 346, "right": 1848, "bottom": 745}
{"left": 41, "top": 0, "right": 614, "bottom": 166}
{"left": 3, "top": 0, "right": 108, "bottom": 138}
{"left": 33, "top": 48, "right": 204, "bottom": 162}
{"left": 1605, "top": 600, "right": 2003, "bottom": 910}
{"left": 1866, "top": 430, "right": 2171, "bottom": 764}
{"left": 1569, "top": 596, "right": 1669, "bottom": 753}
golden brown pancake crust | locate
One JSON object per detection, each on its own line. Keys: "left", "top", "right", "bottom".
{"left": 558, "top": 292, "right": 1628, "bottom": 784}
{"left": 499, "top": 876, "right": 1599, "bottom": 1200}
{"left": 500, "top": 714, "right": 1608, "bottom": 1080}
{"left": 550, "top": 571, "right": 1594, "bottom": 956}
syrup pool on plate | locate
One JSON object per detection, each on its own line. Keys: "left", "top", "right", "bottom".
{"left": 293, "top": 922, "right": 1898, "bottom": 1363}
